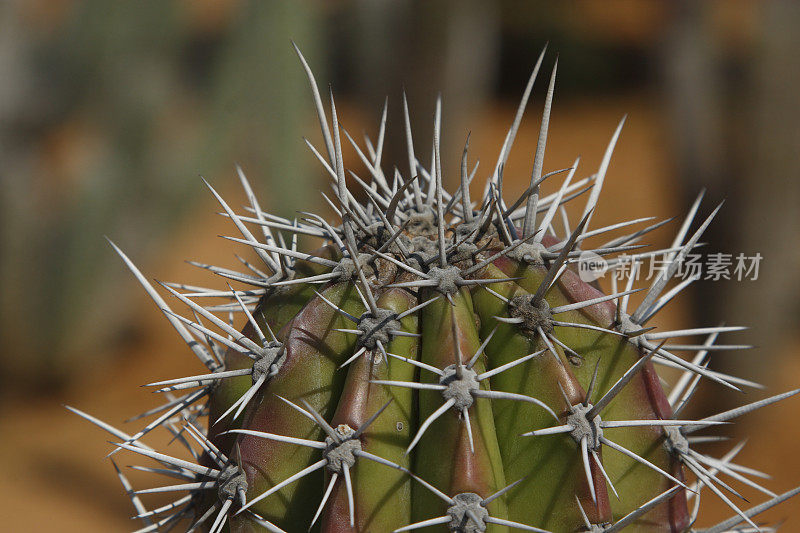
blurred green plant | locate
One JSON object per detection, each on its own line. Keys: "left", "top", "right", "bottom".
{"left": 0, "top": 1, "right": 321, "bottom": 389}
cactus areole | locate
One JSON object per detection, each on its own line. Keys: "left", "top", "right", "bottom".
{"left": 72, "top": 44, "right": 800, "bottom": 533}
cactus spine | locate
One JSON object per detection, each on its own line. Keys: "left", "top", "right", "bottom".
{"left": 71, "top": 44, "right": 800, "bottom": 532}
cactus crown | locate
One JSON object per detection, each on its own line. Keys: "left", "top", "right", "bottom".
{"left": 71, "top": 44, "right": 800, "bottom": 533}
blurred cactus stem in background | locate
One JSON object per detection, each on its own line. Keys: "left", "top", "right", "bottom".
{"left": 0, "top": 1, "right": 321, "bottom": 390}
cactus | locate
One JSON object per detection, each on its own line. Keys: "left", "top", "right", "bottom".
{"left": 71, "top": 45, "right": 800, "bottom": 533}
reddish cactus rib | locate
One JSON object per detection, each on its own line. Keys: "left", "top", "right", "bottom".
{"left": 208, "top": 250, "right": 338, "bottom": 445}
{"left": 321, "top": 288, "right": 417, "bottom": 532}
{"left": 234, "top": 282, "right": 364, "bottom": 529}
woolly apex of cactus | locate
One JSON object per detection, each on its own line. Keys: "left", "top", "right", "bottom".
{"left": 69, "top": 43, "right": 800, "bottom": 533}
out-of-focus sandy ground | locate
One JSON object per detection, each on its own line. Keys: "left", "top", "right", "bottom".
{"left": 1, "top": 1, "right": 799, "bottom": 531}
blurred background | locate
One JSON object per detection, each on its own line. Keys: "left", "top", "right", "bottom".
{"left": 1, "top": 0, "right": 799, "bottom": 530}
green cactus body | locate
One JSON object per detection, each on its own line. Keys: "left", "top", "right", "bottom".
{"left": 475, "top": 255, "right": 686, "bottom": 531}
{"left": 73, "top": 45, "right": 800, "bottom": 533}
{"left": 472, "top": 262, "right": 612, "bottom": 530}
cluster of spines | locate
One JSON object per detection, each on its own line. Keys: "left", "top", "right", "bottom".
{"left": 69, "top": 43, "right": 800, "bottom": 532}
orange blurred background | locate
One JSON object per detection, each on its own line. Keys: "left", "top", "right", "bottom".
{"left": 1, "top": 1, "right": 799, "bottom": 530}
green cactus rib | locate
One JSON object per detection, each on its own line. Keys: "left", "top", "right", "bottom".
{"left": 69, "top": 44, "right": 800, "bottom": 533}
{"left": 412, "top": 289, "right": 508, "bottom": 530}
